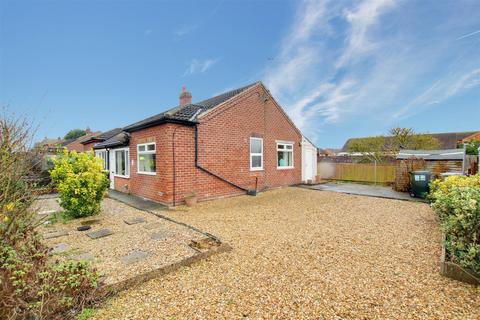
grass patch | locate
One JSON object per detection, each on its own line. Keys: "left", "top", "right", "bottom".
{"left": 77, "top": 308, "right": 95, "bottom": 320}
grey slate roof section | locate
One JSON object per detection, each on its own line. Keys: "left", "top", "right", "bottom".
{"left": 96, "top": 128, "right": 124, "bottom": 140}
{"left": 94, "top": 132, "right": 130, "bottom": 149}
{"left": 81, "top": 128, "right": 124, "bottom": 144}
{"left": 123, "top": 82, "right": 259, "bottom": 132}
{"left": 397, "top": 149, "right": 465, "bottom": 160}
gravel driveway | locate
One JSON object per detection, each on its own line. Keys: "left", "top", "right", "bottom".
{"left": 93, "top": 188, "right": 480, "bottom": 319}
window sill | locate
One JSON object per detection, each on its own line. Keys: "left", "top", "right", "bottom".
{"left": 277, "top": 166, "right": 295, "bottom": 170}
{"left": 137, "top": 171, "right": 156, "bottom": 176}
{"left": 250, "top": 168, "right": 264, "bottom": 172}
{"left": 113, "top": 174, "right": 130, "bottom": 179}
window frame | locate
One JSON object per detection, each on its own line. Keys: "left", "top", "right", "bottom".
{"left": 249, "top": 137, "right": 264, "bottom": 171}
{"left": 137, "top": 142, "right": 156, "bottom": 175}
{"left": 276, "top": 141, "right": 294, "bottom": 169}
{"left": 94, "top": 149, "right": 108, "bottom": 170}
{"left": 113, "top": 147, "right": 130, "bottom": 178}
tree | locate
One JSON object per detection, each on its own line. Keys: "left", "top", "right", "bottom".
{"left": 346, "top": 136, "right": 386, "bottom": 163}
{"left": 347, "top": 127, "right": 441, "bottom": 163}
{"left": 64, "top": 128, "right": 86, "bottom": 140}
{"left": 458, "top": 140, "right": 480, "bottom": 155}
{"left": 388, "top": 127, "right": 440, "bottom": 151}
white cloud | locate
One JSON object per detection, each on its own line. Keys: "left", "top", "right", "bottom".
{"left": 457, "top": 29, "right": 480, "bottom": 40}
{"left": 264, "top": 0, "right": 480, "bottom": 145}
{"left": 174, "top": 25, "right": 198, "bottom": 37}
{"left": 336, "top": 0, "right": 397, "bottom": 68}
{"left": 184, "top": 58, "right": 218, "bottom": 76}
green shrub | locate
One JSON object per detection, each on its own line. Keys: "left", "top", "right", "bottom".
{"left": 1, "top": 112, "right": 98, "bottom": 319}
{"left": 50, "top": 149, "right": 109, "bottom": 218}
{"left": 430, "top": 175, "right": 480, "bottom": 274}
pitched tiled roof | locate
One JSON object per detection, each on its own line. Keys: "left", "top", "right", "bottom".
{"left": 123, "top": 82, "right": 259, "bottom": 132}
{"left": 81, "top": 128, "right": 123, "bottom": 144}
{"left": 94, "top": 132, "right": 130, "bottom": 149}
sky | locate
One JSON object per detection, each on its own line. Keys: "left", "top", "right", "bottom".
{"left": 1, "top": 0, "right": 479, "bottom": 148}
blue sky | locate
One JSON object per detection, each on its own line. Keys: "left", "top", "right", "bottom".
{"left": 1, "top": 0, "right": 479, "bottom": 148}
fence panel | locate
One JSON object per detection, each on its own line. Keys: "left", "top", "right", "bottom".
{"left": 318, "top": 162, "right": 396, "bottom": 184}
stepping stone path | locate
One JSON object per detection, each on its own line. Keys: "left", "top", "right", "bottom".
{"left": 51, "top": 243, "right": 68, "bottom": 253}
{"left": 43, "top": 230, "right": 68, "bottom": 239}
{"left": 73, "top": 252, "right": 95, "bottom": 261}
{"left": 87, "top": 228, "right": 113, "bottom": 239}
{"left": 150, "top": 230, "right": 174, "bottom": 241}
{"left": 121, "top": 250, "right": 149, "bottom": 265}
{"left": 124, "top": 217, "right": 146, "bottom": 225}
{"left": 143, "top": 222, "right": 164, "bottom": 230}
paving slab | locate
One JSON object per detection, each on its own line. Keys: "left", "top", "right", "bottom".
{"left": 108, "top": 189, "right": 169, "bottom": 211}
{"left": 143, "top": 222, "right": 164, "bottom": 230}
{"left": 150, "top": 231, "right": 174, "bottom": 241}
{"left": 72, "top": 252, "right": 95, "bottom": 261}
{"left": 303, "top": 182, "right": 426, "bottom": 202}
{"left": 87, "top": 228, "right": 113, "bottom": 239}
{"left": 121, "top": 250, "right": 150, "bottom": 265}
{"left": 51, "top": 243, "right": 68, "bottom": 253}
{"left": 43, "top": 230, "right": 68, "bottom": 239}
{"left": 124, "top": 217, "right": 146, "bottom": 225}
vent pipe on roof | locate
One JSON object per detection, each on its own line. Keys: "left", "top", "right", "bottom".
{"left": 179, "top": 86, "right": 192, "bottom": 106}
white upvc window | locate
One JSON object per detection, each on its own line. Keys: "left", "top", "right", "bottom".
{"left": 250, "top": 137, "right": 263, "bottom": 171}
{"left": 137, "top": 142, "right": 156, "bottom": 175}
{"left": 95, "top": 150, "right": 108, "bottom": 170}
{"left": 114, "top": 148, "right": 129, "bottom": 177}
{"left": 277, "top": 141, "right": 294, "bottom": 169}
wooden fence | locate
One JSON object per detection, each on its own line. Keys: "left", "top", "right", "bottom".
{"left": 318, "top": 162, "right": 397, "bottom": 184}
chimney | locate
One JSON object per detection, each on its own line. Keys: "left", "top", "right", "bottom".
{"left": 179, "top": 86, "right": 192, "bottom": 106}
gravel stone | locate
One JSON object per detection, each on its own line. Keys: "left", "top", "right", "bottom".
{"left": 150, "top": 231, "right": 173, "bottom": 241}
{"left": 37, "top": 198, "right": 204, "bottom": 286}
{"left": 93, "top": 188, "right": 480, "bottom": 320}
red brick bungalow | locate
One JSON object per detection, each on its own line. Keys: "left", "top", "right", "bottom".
{"left": 93, "top": 82, "right": 317, "bottom": 205}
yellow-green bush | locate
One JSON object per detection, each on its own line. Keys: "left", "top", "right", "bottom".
{"left": 430, "top": 174, "right": 480, "bottom": 274}
{"left": 50, "top": 150, "right": 109, "bottom": 218}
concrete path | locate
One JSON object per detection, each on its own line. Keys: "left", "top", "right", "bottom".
{"left": 303, "top": 182, "right": 426, "bottom": 202}
{"left": 108, "top": 190, "right": 169, "bottom": 211}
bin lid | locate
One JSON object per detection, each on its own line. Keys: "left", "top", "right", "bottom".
{"left": 411, "top": 170, "right": 431, "bottom": 174}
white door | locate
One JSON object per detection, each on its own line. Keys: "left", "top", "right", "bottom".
{"left": 305, "top": 148, "right": 314, "bottom": 181}
{"left": 109, "top": 151, "right": 115, "bottom": 189}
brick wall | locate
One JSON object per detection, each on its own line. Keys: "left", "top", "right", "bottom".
{"left": 124, "top": 83, "right": 302, "bottom": 205}
{"left": 113, "top": 176, "right": 130, "bottom": 193}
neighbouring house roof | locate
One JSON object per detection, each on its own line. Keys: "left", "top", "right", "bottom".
{"left": 61, "top": 139, "right": 75, "bottom": 147}
{"left": 93, "top": 132, "right": 130, "bottom": 149}
{"left": 81, "top": 128, "right": 123, "bottom": 145}
{"left": 342, "top": 131, "right": 478, "bottom": 151}
{"left": 396, "top": 148, "right": 465, "bottom": 160}
{"left": 123, "top": 82, "right": 260, "bottom": 132}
